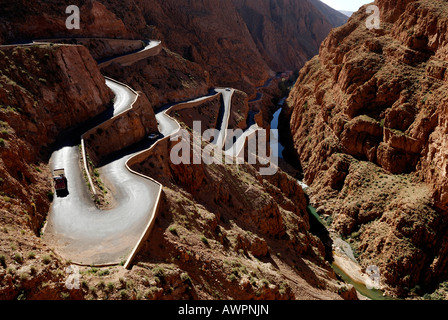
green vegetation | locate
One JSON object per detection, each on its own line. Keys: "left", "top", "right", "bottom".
{"left": 0, "top": 254, "right": 6, "bottom": 268}
{"left": 47, "top": 191, "right": 54, "bottom": 202}
{"left": 30, "top": 266, "right": 36, "bottom": 275}
{"left": 152, "top": 266, "right": 165, "bottom": 279}
{"left": 97, "top": 281, "right": 105, "bottom": 290}
{"left": 228, "top": 273, "right": 237, "bottom": 282}
{"left": 168, "top": 226, "right": 178, "bottom": 235}
{"left": 13, "top": 253, "right": 23, "bottom": 264}
{"left": 97, "top": 269, "right": 110, "bottom": 276}
{"left": 106, "top": 282, "right": 115, "bottom": 291}
{"left": 6, "top": 267, "right": 15, "bottom": 275}
{"left": 119, "top": 289, "right": 129, "bottom": 299}
{"left": 89, "top": 267, "right": 99, "bottom": 274}
{"left": 0, "top": 104, "right": 21, "bottom": 114}
{"left": 20, "top": 272, "right": 29, "bottom": 281}
{"left": 200, "top": 236, "right": 209, "bottom": 245}
{"left": 60, "top": 292, "right": 70, "bottom": 300}
{"left": 261, "top": 279, "right": 270, "bottom": 288}
{"left": 180, "top": 272, "right": 192, "bottom": 284}
{"left": 41, "top": 255, "right": 51, "bottom": 265}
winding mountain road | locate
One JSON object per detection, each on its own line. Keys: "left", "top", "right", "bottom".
{"left": 214, "top": 88, "right": 235, "bottom": 148}
{"left": 98, "top": 40, "right": 162, "bottom": 68}
{"left": 41, "top": 40, "right": 241, "bottom": 266}
{"left": 1, "top": 36, "right": 281, "bottom": 267}
{"left": 44, "top": 78, "right": 161, "bottom": 266}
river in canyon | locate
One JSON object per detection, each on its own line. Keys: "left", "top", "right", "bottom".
{"left": 270, "top": 100, "right": 394, "bottom": 300}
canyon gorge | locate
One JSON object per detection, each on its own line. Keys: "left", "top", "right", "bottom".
{"left": 0, "top": 0, "right": 447, "bottom": 303}
{"left": 283, "top": 0, "right": 448, "bottom": 298}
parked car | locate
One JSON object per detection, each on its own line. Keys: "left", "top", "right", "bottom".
{"left": 148, "top": 133, "right": 160, "bottom": 140}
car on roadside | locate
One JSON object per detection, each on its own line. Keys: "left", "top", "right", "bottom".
{"left": 148, "top": 133, "right": 161, "bottom": 141}
{"left": 53, "top": 169, "right": 68, "bottom": 197}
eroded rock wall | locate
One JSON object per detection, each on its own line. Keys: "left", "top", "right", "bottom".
{"left": 284, "top": 0, "right": 448, "bottom": 294}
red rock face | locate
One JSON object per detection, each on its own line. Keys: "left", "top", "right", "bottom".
{"left": 97, "top": 0, "right": 347, "bottom": 98}
{"left": 1, "top": 0, "right": 346, "bottom": 99}
{"left": 0, "top": 0, "right": 354, "bottom": 300}
{"left": 0, "top": 44, "right": 112, "bottom": 244}
{"left": 284, "top": 0, "right": 448, "bottom": 294}
{"left": 232, "top": 0, "right": 345, "bottom": 71}
{"left": 0, "top": 0, "right": 135, "bottom": 42}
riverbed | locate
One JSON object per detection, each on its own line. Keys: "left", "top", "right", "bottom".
{"left": 270, "top": 103, "right": 394, "bottom": 300}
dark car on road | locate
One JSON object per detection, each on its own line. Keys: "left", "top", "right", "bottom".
{"left": 53, "top": 169, "right": 68, "bottom": 197}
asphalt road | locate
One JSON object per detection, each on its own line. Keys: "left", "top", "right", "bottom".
{"left": 44, "top": 76, "right": 238, "bottom": 266}
{"left": 44, "top": 79, "right": 160, "bottom": 266}
{"left": 40, "top": 40, "right": 261, "bottom": 266}
{"left": 214, "top": 88, "right": 235, "bottom": 148}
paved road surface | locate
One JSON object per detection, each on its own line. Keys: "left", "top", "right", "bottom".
{"left": 44, "top": 80, "right": 160, "bottom": 266}
{"left": 37, "top": 39, "right": 268, "bottom": 266}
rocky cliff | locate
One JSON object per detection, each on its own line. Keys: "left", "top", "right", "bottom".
{"left": 0, "top": 44, "right": 113, "bottom": 299}
{"left": 284, "top": 0, "right": 448, "bottom": 296}
{"left": 232, "top": 0, "right": 347, "bottom": 71}
{"left": 127, "top": 116, "right": 357, "bottom": 300}
{"left": 0, "top": 0, "right": 135, "bottom": 43}
{"left": 98, "top": 0, "right": 347, "bottom": 98}
{"left": 0, "top": 0, "right": 357, "bottom": 301}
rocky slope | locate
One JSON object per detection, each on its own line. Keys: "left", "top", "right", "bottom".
{"left": 283, "top": 0, "right": 448, "bottom": 296}
{"left": 126, "top": 110, "right": 357, "bottom": 300}
{"left": 309, "top": 0, "right": 350, "bottom": 27}
{"left": 0, "top": 0, "right": 347, "bottom": 97}
{"left": 0, "top": 44, "right": 114, "bottom": 299}
{"left": 0, "top": 0, "right": 356, "bottom": 301}
{"left": 0, "top": 0, "right": 135, "bottom": 43}
{"left": 0, "top": 0, "right": 347, "bottom": 100}
{"left": 101, "top": 47, "right": 211, "bottom": 110}
{"left": 97, "top": 0, "right": 346, "bottom": 98}
{"left": 0, "top": 44, "right": 113, "bottom": 230}
{"left": 232, "top": 0, "right": 347, "bottom": 72}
